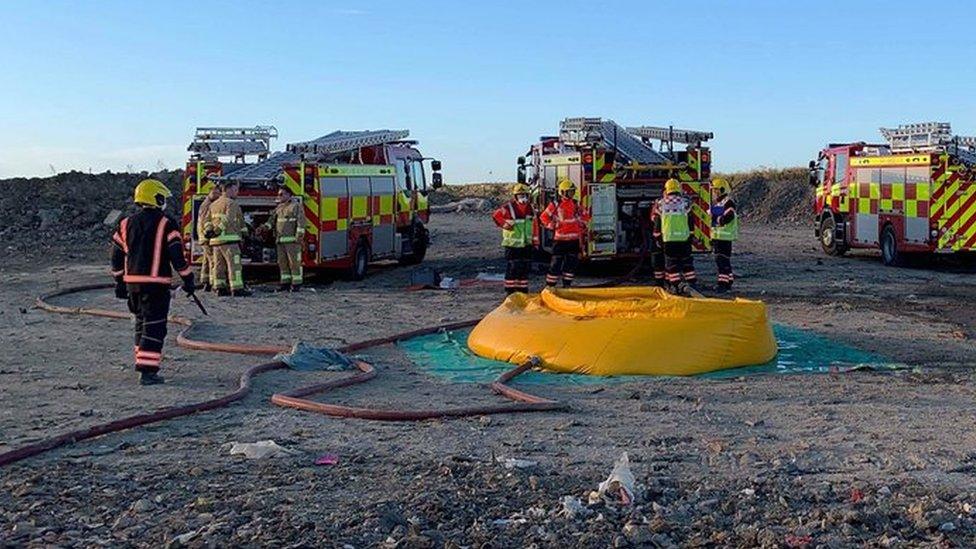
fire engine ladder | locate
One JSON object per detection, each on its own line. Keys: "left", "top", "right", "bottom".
{"left": 188, "top": 126, "right": 278, "bottom": 162}
{"left": 626, "top": 125, "right": 714, "bottom": 146}
{"left": 559, "top": 118, "right": 668, "bottom": 164}
{"left": 286, "top": 129, "right": 410, "bottom": 157}
{"left": 880, "top": 122, "right": 976, "bottom": 166}
{"left": 219, "top": 151, "right": 301, "bottom": 183}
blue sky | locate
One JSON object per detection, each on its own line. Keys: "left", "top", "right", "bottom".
{"left": 1, "top": 0, "right": 975, "bottom": 182}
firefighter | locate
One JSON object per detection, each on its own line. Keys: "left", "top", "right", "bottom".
{"left": 540, "top": 179, "right": 589, "bottom": 288}
{"left": 491, "top": 183, "right": 534, "bottom": 294}
{"left": 648, "top": 199, "right": 666, "bottom": 286}
{"left": 110, "top": 179, "right": 195, "bottom": 386}
{"left": 265, "top": 185, "right": 306, "bottom": 292}
{"left": 710, "top": 178, "right": 738, "bottom": 292}
{"left": 204, "top": 181, "right": 252, "bottom": 297}
{"left": 654, "top": 178, "right": 697, "bottom": 294}
{"left": 196, "top": 183, "right": 221, "bottom": 292}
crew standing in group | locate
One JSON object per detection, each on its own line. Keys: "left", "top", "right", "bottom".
{"left": 110, "top": 179, "right": 195, "bottom": 385}
{"left": 653, "top": 178, "right": 697, "bottom": 294}
{"left": 710, "top": 178, "right": 738, "bottom": 292}
{"left": 540, "top": 179, "right": 589, "bottom": 288}
{"left": 196, "top": 182, "right": 221, "bottom": 292}
{"left": 204, "top": 181, "right": 251, "bottom": 297}
{"left": 265, "top": 185, "right": 306, "bottom": 292}
{"left": 491, "top": 183, "right": 534, "bottom": 294}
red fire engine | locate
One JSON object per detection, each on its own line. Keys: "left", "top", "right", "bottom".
{"left": 812, "top": 122, "right": 976, "bottom": 266}
{"left": 518, "top": 118, "right": 714, "bottom": 260}
{"left": 182, "top": 127, "right": 441, "bottom": 279}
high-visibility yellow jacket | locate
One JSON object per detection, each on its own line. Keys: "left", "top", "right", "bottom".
{"left": 205, "top": 196, "right": 247, "bottom": 245}
{"left": 268, "top": 200, "right": 306, "bottom": 243}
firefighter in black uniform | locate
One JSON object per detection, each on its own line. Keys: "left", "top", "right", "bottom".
{"left": 111, "top": 179, "right": 195, "bottom": 385}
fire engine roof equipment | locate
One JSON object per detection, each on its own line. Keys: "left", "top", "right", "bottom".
{"left": 878, "top": 121, "right": 976, "bottom": 165}
{"left": 218, "top": 129, "right": 411, "bottom": 184}
{"left": 188, "top": 126, "right": 278, "bottom": 162}
{"left": 468, "top": 287, "right": 778, "bottom": 376}
{"left": 557, "top": 117, "right": 714, "bottom": 165}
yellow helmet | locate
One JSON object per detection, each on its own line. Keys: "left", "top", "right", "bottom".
{"left": 712, "top": 178, "right": 731, "bottom": 196}
{"left": 133, "top": 178, "right": 172, "bottom": 207}
{"left": 557, "top": 179, "right": 575, "bottom": 192}
{"left": 512, "top": 183, "right": 530, "bottom": 196}
{"left": 664, "top": 178, "right": 681, "bottom": 195}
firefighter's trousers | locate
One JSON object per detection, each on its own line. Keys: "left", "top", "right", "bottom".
{"left": 503, "top": 246, "right": 532, "bottom": 294}
{"left": 277, "top": 242, "right": 303, "bottom": 286}
{"left": 199, "top": 243, "right": 212, "bottom": 287}
{"left": 547, "top": 240, "right": 580, "bottom": 288}
{"left": 713, "top": 239, "right": 734, "bottom": 289}
{"left": 663, "top": 241, "right": 696, "bottom": 288}
{"left": 128, "top": 288, "right": 171, "bottom": 374}
{"left": 213, "top": 243, "right": 244, "bottom": 291}
{"left": 650, "top": 237, "right": 666, "bottom": 286}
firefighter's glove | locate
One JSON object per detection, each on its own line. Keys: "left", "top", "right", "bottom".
{"left": 114, "top": 279, "right": 128, "bottom": 300}
{"left": 502, "top": 220, "right": 515, "bottom": 230}
{"left": 181, "top": 273, "right": 196, "bottom": 296}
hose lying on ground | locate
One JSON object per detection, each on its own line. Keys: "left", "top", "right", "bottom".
{"left": 0, "top": 284, "right": 565, "bottom": 468}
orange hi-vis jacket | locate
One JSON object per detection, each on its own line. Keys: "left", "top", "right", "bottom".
{"left": 540, "top": 197, "right": 590, "bottom": 241}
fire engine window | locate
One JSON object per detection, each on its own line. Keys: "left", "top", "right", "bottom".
{"left": 855, "top": 168, "right": 877, "bottom": 183}
{"left": 880, "top": 167, "right": 905, "bottom": 184}
{"left": 544, "top": 166, "right": 558, "bottom": 190}
{"left": 906, "top": 166, "right": 929, "bottom": 184}
{"left": 833, "top": 153, "right": 848, "bottom": 183}
{"left": 410, "top": 161, "right": 426, "bottom": 191}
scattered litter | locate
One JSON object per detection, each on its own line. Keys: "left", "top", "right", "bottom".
{"left": 591, "top": 452, "right": 637, "bottom": 505}
{"left": 315, "top": 453, "right": 339, "bottom": 466}
{"left": 785, "top": 533, "right": 813, "bottom": 547}
{"left": 475, "top": 272, "right": 506, "bottom": 282}
{"left": 849, "top": 488, "right": 864, "bottom": 503}
{"left": 274, "top": 343, "right": 353, "bottom": 371}
{"left": 497, "top": 457, "right": 538, "bottom": 469}
{"left": 227, "top": 440, "right": 299, "bottom": 459}
{"left": 410, "top": 268, "right": 441, "bottom": 288}
{"left": 558, "top": 496, "right": 590, "bottom": 519}
{"left": 439, "top": 277, "right": 460, "bottom": 289}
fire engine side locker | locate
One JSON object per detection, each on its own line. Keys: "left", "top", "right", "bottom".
{"left": 587, "top": 183, "right": 617, "bottom": 257}
{"left": 319, "top": 169, "right": 349, "bottom": 260}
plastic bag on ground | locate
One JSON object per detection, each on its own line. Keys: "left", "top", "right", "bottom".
{"left": 274, "top": 342, "right": 354, "bottom": 371}
{"left": 591, "top": 452, "right": 637, "bottom": 505}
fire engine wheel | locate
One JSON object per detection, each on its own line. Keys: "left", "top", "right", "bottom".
{"left": 880, "top": 225, "right": 902, "bottom": 267}
{"left": 820, "top": 216, "right": 848, "bottom": 257}
{"left": 348, "top": 240, "right": 370, "bottom": 281}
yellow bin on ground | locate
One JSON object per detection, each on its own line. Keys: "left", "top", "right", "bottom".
{"left": 467, "top": 287, "right": 778, "bottom": 376}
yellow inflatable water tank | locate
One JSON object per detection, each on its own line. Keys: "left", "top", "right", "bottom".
{"left": 468, "top": 287, "right": 778, "bottom": 376}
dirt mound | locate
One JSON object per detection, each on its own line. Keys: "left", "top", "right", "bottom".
{"left": 0, "top": 171, "right": 183, "bottom": 263}
{"left": 722, "top": 167, "right": 812, "bottom": 225}
{"left": 430, "top": 183, "right": 511, "bottom": 208}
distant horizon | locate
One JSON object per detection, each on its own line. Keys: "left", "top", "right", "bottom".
{"left": 2, "top": 1, "right": 974, "bottom": 181}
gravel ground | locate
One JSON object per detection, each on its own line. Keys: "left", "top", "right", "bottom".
{"left": 1, "top": 213, "right": 976, "bottom": 547}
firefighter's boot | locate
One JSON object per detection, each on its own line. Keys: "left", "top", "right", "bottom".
{"left": 290, "top": 284, "right": 301, "bottom": 293}
{"left": 216, "top": 288, "right": 231, "bottom": 297}
{"left": 232, "top": 288, "right": 253, "bottom": 297}
{"left": 202, "top": 282, "right": 212, "bottom": 292}
{"left": 139, "top": 371, "right": 165, "bottom": 386}
{"left": 278, "top": 283, "right": 291, "bottom": 293}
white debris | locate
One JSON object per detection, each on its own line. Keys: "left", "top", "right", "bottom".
{"left": 227, "top": 440, "right": 298, "bottom": 459}
{"left": 592, "top": 452, "right": 637, "bottom": 504}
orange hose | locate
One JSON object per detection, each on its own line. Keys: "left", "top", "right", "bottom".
{"left": 0, "top": 284, "right": 565, "bottom": 467}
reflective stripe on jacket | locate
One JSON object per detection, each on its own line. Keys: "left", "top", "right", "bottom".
{"left": 205, "top": 196, "right": 246, "bottom": 245}
{"left": 540, "top": 198, "right": 588, "bottom": 241}
{"left": 710, "top": 196, "right": 738, "bottom": 241}
{"left": 111, "top": 208, "right": 193, "bottom": 288}
{"left": 269, "top": 200, "right": 306, "bottom": 244}
{"left": 659, "top": 194, "right": 692, "bottom": 243}
{"left": 492, "top": 200, "right": 534, "bottom": 248}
